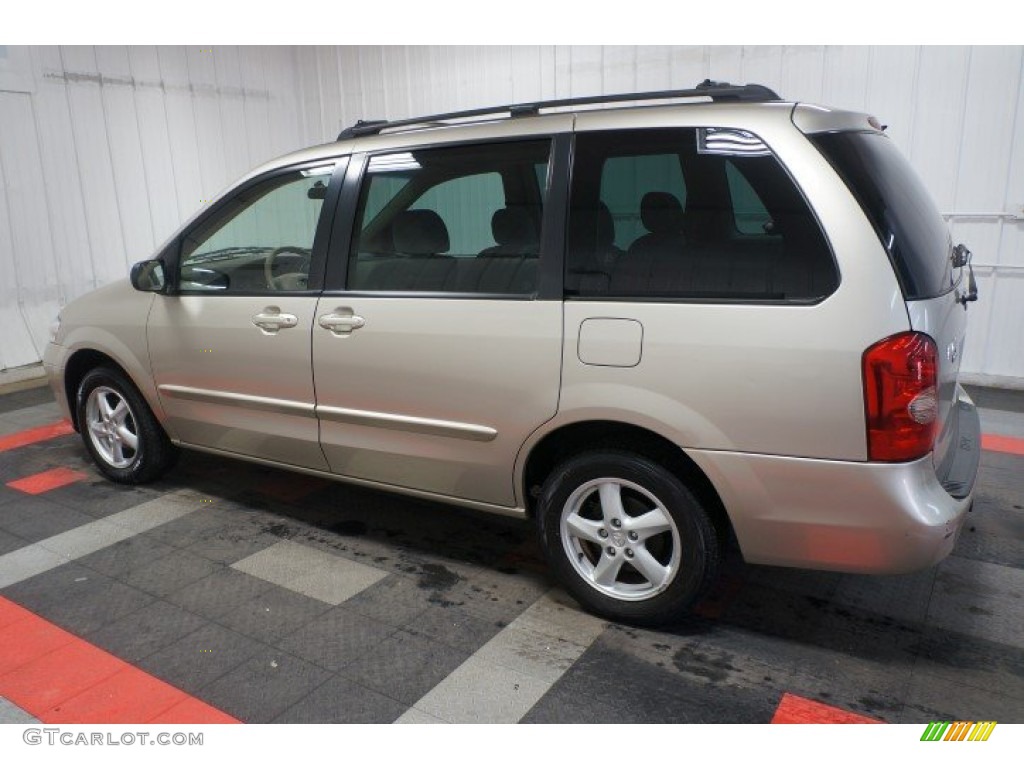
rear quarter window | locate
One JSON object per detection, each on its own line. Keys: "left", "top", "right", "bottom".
{"left": 810, "top": 131, "right": 953, "bottom": 300}
{"left": 565, "top": 127, "right": 838, "bottom": 303}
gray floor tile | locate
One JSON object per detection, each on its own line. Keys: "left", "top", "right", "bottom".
{"left": 1, "top": 402, "right": 61, "bottom": 427}
{"left": 219, "top": 585, "right": 333, "bottom": 643}
{"left": 444, "top": 567, "right": 550, "bottom": 624}
{"left": 199, "top": 650, "right": 333, "bottom": 723}
{"left": 0, "top": 417, "right": 23, "bottom": 439}
{"left": 0, "top": 483, "right": 26, "bottom": 507}
{"left": 473, "top": 624, "right": 590, "bottom": 685}
{"left": 0, "top": 543, "right": 70, "bottom": 590}
{"left": 138, "top": 623, "right": 269, "bottom": 695}
{"left": 5, "top": 563, "right": 155, "bottom": 635}
{"left": 276, "top": 606, "right": 397, "bottom": 670}
{"left": 287, "top": 561, "right": 388, "bottom": 605}
{"left": 510, "top": 589, "right": 607, "bottom": 647}
{"left": 144, "top": 508, "right": 239, "bottom": 549}
{"left": 77, "top": 535, "right": 176, "bottom": 579}
{"left": 3, "top": 561, "right": 109, "bottom": 610}
{"left": 338, "top": 629, "right": 467, "bottom": 706}
{"left": 104, "top": 492, "right": 212, "bottom": 535}
{"left": 392, "top": 707, "right": 447, "bottom": 724}
{"left": 35, "top": 518, "right": 134, "bottom": 561}
{"left": 830, "top": 569, "right": 937, "bottom": 627}
{"left": 0, "top": 496, "right": 96, "bottom": 544}
{"left": 342, "top": 574, "right": 434, "bottom": 626}
{"left": 47, "top": 479, "right": 167, "bottom": 520}
{"left": 184, "top": 523, "right": 280, "bottom": 565}
{"left": 899, "top": 669, "right": 1024, "bottom": 724}
{"left": 231, "top": 540, "right": 388, "bottom": 605}
{"left": 229, "top": 541, "right": 310, "bottom": 584}
{"left": 405, "top": 656, "right": 552, "bottom": 723}
{"left": 979, "top": 407, "right": 1024, "bottom": 438}
{"left": 0, "top": 442, "right": 81, "bottom": 485}
{"left": 120, "top": 550, "right": 222, "bottom": 598}
{"left": 273, "top": 675, "right": 407, "bottom": 724}
{"left": 976, "top": 465, "right": 1024, "bottom": 503}
{"left": 0, "top": 528, "right": 27, "bottom": 557}
{"left": 964, "top": 386, "right": 1024, "bottom": 413}
{"left": 0, "top": 386, "right": 55, "bottom": 414}
{"left": 926, "top": 556, "right": 1024, "bottom": 649}
{"left": 910, "top": 626, "right": 1024, "bottom": 703}
{"left": 165, "top": 568, "right": 274, "bottom": 619}
{"left": 953, "top": 526, "right": 1024, "bottom": 569}
{"left": 403, "top": 603, "right": 505, "bottom": 653}
{"left": 545, "top": 638, "right": 779, "bottom": 724}
{"left": 522, "top": 686, "right": 657, "bottom": 724}
{"left": 953, "top": 495, "right": 1024, "bottom": 568}
{"left": 85, "top": 600, "right": 208, "bottom": 663}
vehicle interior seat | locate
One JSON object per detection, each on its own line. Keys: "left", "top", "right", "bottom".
{"left": 567, "top": 201, "right": 622, "bottom": 294}
{"left": 361, "top": 208, "right": 455, "bottom": 291}
{"left": 359, "top": 207, "right": 540, "bottom": 295}
{"left": 608, "top": 191, "right": 687, "bottom": 294}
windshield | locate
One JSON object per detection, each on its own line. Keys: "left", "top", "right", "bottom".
{"left": 811, "top": 131, "right": 954, "bottom": 300}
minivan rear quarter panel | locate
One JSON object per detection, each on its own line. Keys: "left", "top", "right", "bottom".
{"left": 553, "top": 105, "right": 911, "bottom": 463}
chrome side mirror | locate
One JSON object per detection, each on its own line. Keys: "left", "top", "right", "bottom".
{"left": 130, "top": 259, "right": 167, "bottom": 293}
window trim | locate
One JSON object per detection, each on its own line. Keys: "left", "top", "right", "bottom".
{"left": 166, "top": 157, "right": 349, "bottom": 297}
{"left": 564, "top": 127, "right": 841, "bottom": 306}
{"left": 322, "top": 134, "right": 570, "bottom": 301}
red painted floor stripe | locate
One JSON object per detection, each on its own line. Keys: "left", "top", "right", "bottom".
{"left": 0, "top": 598, "right": 39, "bottom": 631}
{"left": 771, "top": 692, "right": 882, "bottom": 724}
{"left": 148, "top": 697, "right": 240, "bottom": 725}
{"left": 982, "top": 433, "right": 1024, "bottom": 456}
{"left": 7, "top": 466, "right": 88, "bottom": 494}
{"left": 0, "top": 420, "right": 74, "bottom": 452}
{"left": 0, "top": 597, "right": 240, "bottom": 724}
{"left": 0, "top": 616, "right": 76, "bottom": 677}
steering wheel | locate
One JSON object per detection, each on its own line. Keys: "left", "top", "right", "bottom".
{"left": 264, "top": 246, "right": 310, "bottom": 291}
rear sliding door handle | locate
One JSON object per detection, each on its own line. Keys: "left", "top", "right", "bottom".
{"left": 251, "top": 308, "right": 298, "bottom": 334}
{"left": 319, "top": 312, "right": 366, "bottom": 335}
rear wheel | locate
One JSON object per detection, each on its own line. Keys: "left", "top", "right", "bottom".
{"left": 538, "top": 450, "right": 722, "bottom": 625}
{"left": 76, "top": 367, "right": 177, "bottom": 484}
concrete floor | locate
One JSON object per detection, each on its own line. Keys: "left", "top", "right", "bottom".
{"left": 0, "top": 384, "right": 1022, "bottom": 724}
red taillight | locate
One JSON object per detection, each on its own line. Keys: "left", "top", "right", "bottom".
{"left": 862, "top": 332, "right": 938, "bottom": 462}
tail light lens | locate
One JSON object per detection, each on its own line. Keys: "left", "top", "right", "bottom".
{"left": 862, "top": 332, "right": 938, "bottom": 462}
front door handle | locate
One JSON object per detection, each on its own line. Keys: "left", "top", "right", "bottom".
{"left": 252, "top": 307, "right": 299, "bottom": 334}
{"left": 319, "top": 311, "right": 366, "bottom": 336}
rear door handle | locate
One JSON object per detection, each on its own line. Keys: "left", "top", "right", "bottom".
{"left": 318, "top": 312, "right": 366, "bottom": 336}
{"left": 251, "top": 307, "right": 299, "bottom": 334}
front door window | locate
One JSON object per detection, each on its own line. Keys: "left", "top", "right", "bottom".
{"left": 180, "top": 166, "right": 334, "bottom": 293}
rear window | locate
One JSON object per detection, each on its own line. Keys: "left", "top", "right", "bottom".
{"left": 811, "top": 131, "right": 953, "bottom": 300}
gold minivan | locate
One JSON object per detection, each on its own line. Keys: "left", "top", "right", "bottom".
{"left": 44, "top": 82, "right": 981, "bottom": 624}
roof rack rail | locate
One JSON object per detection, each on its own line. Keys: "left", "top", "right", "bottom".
{"left": 336, "top": 80, "right": 781, "bottom": 140}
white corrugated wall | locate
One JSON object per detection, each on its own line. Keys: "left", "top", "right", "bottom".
{"left": 295, "top": 45, "right": 1024, "bottom": 385}
{"left": 0, "top": 45, "right": 306, "bottom": 371}
{"left": 1, "top": 46, "right": 1022, "bottom": 384}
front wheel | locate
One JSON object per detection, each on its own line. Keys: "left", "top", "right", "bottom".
{"left": 538, "top": 451, "right": 722, "bottom": 626}
{"left": 76, "top": 367, "right": 177, "bottom": 484}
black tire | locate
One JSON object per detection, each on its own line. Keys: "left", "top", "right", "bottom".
{"left": 75, "top": 366, "right": 178, "bottom": 484}
{"left": 537, "top": 450, "right": 722, "bottom": 626}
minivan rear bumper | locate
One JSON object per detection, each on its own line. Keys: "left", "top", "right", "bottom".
{"left": 688, "top": 386, "right": 980, "bottom": 574}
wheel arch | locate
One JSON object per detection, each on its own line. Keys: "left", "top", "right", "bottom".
{"left": 63, "top": 347, "right": 160, "bottom": 433}
{"left": 519, "top": 419, "right": 732, "bottom": 542}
